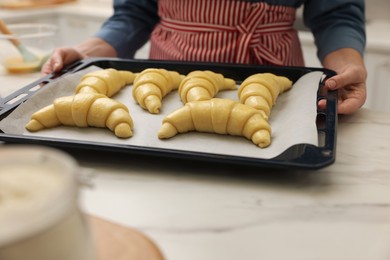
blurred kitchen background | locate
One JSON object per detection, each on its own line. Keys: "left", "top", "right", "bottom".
{"left": 0, "top": 0, "right": 389, "bottom": 112}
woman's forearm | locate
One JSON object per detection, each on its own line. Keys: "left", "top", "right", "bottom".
{"left": 322, "top": 48, "right": 366, "bottom": 75}
{"left": 74, "top": 37, "right": 118, "bottom": 58}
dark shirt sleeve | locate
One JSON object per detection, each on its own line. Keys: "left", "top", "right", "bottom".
{"left": 95, "top": 0, "right": 159, "bottom": 59}
{"left": 303, "top": 0, "right": 366, "bottom": 62}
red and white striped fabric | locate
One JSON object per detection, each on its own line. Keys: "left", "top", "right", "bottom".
{"left": 149, "top": 0, "right": 304, "bottom": 66}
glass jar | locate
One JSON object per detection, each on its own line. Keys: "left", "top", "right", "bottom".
{"left": 0, "top": 146, "right": 95, "bottom": 260}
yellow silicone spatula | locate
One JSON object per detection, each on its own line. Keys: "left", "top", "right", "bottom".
{"left": 0, "top": 19, "right": 39, "bottom": 62}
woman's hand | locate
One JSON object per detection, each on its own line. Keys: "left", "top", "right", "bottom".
{"left": 41, "top": 37, "right": 117, "bottom": 76}
{"left": 319, "top": 48, "right": 367, "bottom": 115}
{"left": 41, "top": 47, "right": 85, "bottom": 75}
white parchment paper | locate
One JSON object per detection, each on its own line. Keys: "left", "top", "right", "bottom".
{"left": 0, "top": 66, "right": 323, "bottom": 159}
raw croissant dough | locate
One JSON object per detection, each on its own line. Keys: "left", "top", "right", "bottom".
{"left": 178, "top": 70, "right": 236, "bottom": 103}
{"left": 158, "top": 98, "right": 272, "bottom": 148}
{"left": 75, "top": 68, "right": 135, "bottom": 97}
{"left": 238, "top": 73, "right": 292, "bottom": 119}
{"left": 25, "top": 93, "right": 134, "bottom": 138}
{"left": 133, "top": 68, "right": 183, "bottom": 114}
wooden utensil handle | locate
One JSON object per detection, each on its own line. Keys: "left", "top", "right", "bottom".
{"left": 0, "top": 19, "right": 21, "bottom": 46}
{"left": 88, "top": 215, "right": 165, "bottom": 260}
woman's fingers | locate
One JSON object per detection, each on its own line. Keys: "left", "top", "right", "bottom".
{"left": 41, "top": 47, "right": 85, "bottom": 75}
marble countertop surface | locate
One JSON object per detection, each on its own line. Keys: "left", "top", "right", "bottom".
{"left": 67, "top": 108, "right": 389, "bottom": 260}
{"left": 1, "top": 67, "right": 389, "bottom": 259}
{"left": 1, "top": 3, "right": 390, "bottom": 259}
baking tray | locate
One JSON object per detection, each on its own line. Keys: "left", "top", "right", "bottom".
{"left": 0, "top": 58, "right": 337, "bottom": 169}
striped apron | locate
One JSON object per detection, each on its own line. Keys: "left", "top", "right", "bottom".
{"left": 149, "top": 0, "right": 304, "bottom": 66}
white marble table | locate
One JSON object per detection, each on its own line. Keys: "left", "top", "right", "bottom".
{"left": 66, "top": 108, "right": 390, "bottom": 260}
{"left": 1, "top": 3, "right": 390, "bottom": 258}
{"left": 1, "top": 65, "right": 389, "bottom": 259}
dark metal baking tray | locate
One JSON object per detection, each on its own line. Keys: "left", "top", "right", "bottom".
{"left": 0, "top": 58, "right": 337, "bottom": 169}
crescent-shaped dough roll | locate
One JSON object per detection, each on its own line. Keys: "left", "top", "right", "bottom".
{"left": 238, "top": 73, "right": 292, "bottom": 119}
{"left": 158, "top": 98, "right": 271, "bottom": 148}
{"left": 75, "top": 68, "right": 135, "bottom": 97}
{"left": 132, "top": 68, "right": 183, "bottom": 114}
{"left": 25, "top": 93, "right": 133, "bottom": 138}
{"left": 178, "top": 70, "right": 236, "bottom": 103}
